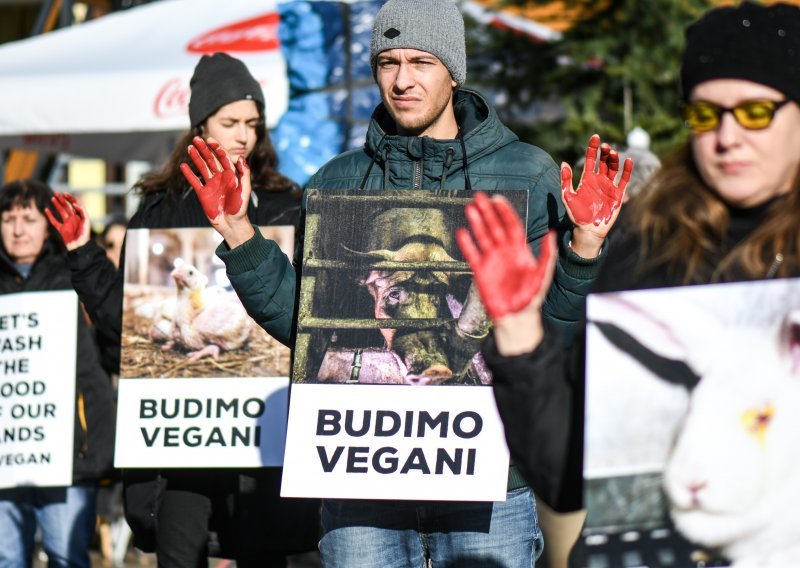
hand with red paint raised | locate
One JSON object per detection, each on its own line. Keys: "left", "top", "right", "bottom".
{"left": 456, "top": 192, "right": 557, "bottom": 355}
{"left": 561, "top": 134, "right": 633, "bottom": 258}
{"left": 45, "top": 192, "right": 91, "bottom": 251}
{"left": 180, "top": 136, "right": 255, "bottom": 248}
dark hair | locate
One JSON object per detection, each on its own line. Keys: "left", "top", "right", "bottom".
{"left": 101, "top": 215, "right": 128, "bottom": 241}
{"left": 628, "top": 143, "right": 800, "bottom": 282}
{"left": 134, "top": 104, "right": 296, "bottom": 196}
{"left": 0, "top": 179, "right": 63, "bottom": 254}
{"left": 0, "top": 179, "right": 54, "bottom": 216}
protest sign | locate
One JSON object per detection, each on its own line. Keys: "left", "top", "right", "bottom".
{"left": 114, "top": 227, "right": 293, "bottom": 468}
{"left": 281, "top": 383, "right": 509, "bottom": 501}
{"left": 582, "top": 278, "right": 800, "bottom": 567}
{"left": 0, "top": 290, "right": 77, "bottom": 488}
{"left": 282, "top": 190, "right": 525, "bottom": 500}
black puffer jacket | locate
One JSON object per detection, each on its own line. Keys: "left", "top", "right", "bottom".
{"left": 67, "top": 187, "right": 320, "bottom": 557}
{"left": 488, "top": 200, "right": 795, "bottom": 513}
{"left": 0, "top": 238, "right": 115, "bottom": 484}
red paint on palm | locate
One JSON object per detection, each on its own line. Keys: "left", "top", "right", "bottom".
{"left": 179, "top": 137, "right": 244, "bottom": 221}
{"left": 562, "top": 135, "right": 632, "bottom": 226}
{"left": 456, "top": 192, "right": 555, "bottom": 321}
{"left": 207, "top": 140, "right": 244, "bottom": 216}
{"left": 45, "top": 193, "right": 85, "bottom": 246}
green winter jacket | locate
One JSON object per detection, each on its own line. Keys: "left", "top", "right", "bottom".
{"left": 219, "top": 89, "right": 594, "bottom": 347}
{"left": 218, "top": 88, "right": 599, "bottom": 493}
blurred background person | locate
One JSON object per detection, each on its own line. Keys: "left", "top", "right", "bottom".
{"left": 93, "top": 213, "right": 130, "bottom": 567}
{"left": 0, "top": 180, "right": 115, "bottom": 568}
{"left": 99, "top": 215, "right": 127, "bottom": 270}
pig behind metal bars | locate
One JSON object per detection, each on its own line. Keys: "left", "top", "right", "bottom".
{"left": 317, "top": 206, "right": 491, "bottom": 385}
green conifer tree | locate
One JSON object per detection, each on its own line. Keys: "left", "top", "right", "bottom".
{"left": 466, "top": 0, "right": 715, "bottom": 163}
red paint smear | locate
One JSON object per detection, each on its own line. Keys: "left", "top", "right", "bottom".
{"left": 187, "top": 13, "right": 280, "bottom": 54}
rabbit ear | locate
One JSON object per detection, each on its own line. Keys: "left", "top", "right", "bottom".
{"left": 591, "top": 320, "right": 700, "bottom": 389}
{"left": 588, "top": 292, "right": 722, "bottom": 389}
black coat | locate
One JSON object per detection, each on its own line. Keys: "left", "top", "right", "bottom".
{"left": 67, "top": 187, "right": 320, "bottom": 556}
{"left": 488, "top": 201, "right": 791, "bottom": 514}
{"left": 0, "top": 238, "right": 115, "bottom": 484}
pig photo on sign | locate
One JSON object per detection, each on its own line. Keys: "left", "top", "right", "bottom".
{"left": 294, "top": 189, "right": 528, "bottom": 386}
{"left": 582, "top": 279, "right": 800, "bottom": 568}
{"left": 121, "top": 227, "right": 294, "bottom": 379}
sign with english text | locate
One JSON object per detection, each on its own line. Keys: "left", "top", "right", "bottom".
{"left": 281, "top": 384, "right": 510, "bottom": 501}
{"left": 0, "top": 291, "right": 77, "bottom": 489}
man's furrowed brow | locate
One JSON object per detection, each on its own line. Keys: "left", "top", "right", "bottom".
{"left": 408, "top": 54, "right": 438, "bottom": 63}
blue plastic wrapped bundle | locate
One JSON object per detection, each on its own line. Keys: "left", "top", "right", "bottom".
{"left": 273, "top": 0, "right": 384, "bottom": 187}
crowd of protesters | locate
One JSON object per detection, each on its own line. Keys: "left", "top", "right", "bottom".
{"left": 2, "top": 0, "right": 797, "bottom": 567}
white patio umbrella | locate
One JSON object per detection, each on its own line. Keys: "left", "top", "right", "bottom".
{"left": 0, "top": 0, "right": 289, "bottom": 163}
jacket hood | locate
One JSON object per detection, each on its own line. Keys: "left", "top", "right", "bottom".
{"left": 364, "top": 88, "right": 519, "bottom": 183}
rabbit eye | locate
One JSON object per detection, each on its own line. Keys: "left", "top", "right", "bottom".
{"left": 742, "top": 404, "right": 775, "bottom": 444}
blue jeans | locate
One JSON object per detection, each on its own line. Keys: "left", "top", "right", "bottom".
{"left": 0, "top": 485, "right": 98, "bottom": 568}
{"left": 319, "top": 487, "right": 543, "bottom": 568}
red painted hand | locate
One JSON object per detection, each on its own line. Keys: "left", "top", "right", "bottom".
{"left": 45, "top": 193, "right": 90, "bottom": 250}
{"left": 456, "top": 192, "right": 556, "bottom": 321}
{"left": 180, "top": 136, "right": 255, "bottom": 248}
{"left": 180, "top": 136, "right": 245, "bottom": 222}
{"left": 561, "top": 134, "right": 633, "bottom": 227}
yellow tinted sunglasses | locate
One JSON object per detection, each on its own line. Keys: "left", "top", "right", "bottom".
{"left": 682, "top": 99, "right": 790, "bottom": 133}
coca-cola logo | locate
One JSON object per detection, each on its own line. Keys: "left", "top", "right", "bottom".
{"left": 153, "top": 77, "right": 270, "bottom": 120}
{"left": 153, "top": 78, "right": 190, "bottom": 119}
{"left": 187, "top": 13, "right": 280, "bottom": 54}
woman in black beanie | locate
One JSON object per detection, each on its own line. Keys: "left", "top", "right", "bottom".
{"left": 457, "top": 2, "right": 800, "bottom": 566}
{"left": 46, "top": 53, "right": 319, "bottom": 568}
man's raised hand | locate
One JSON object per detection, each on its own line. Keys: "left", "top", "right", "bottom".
{"left": 561, "top": 134, "right": 633, "bottom": 258}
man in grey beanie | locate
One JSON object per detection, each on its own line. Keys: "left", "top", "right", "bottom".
{"left": 307, "top": 6, "right": 563, "bottom": 568}
{"left": 302, "top": 1, "right": 592, "bottom": 566}
{"left": 188, "top": 1, "right": 601, "bottom": 566}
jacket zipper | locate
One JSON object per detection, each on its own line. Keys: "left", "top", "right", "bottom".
{"left": 440, "top": 148, "right": 455, "bottom": 189}
{"left": 413, "top": 159, "right": 422, "bottom": 189}
{"left": 765, "top": 253, "right": 784, "bottom": 278}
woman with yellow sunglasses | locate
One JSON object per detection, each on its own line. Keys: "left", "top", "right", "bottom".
{"left": 608, "top": 0, "right": 800, "bottom": 285}
{"left": 454, "top": 2, "right": 800, "bottom": 566}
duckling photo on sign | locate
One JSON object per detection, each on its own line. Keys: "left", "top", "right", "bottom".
{"left": 120, "top": 227, "right": 294, "bottom": 379}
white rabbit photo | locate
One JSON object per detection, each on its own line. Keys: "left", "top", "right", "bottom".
{"left": 583, "top": 278, "right": 800, "bottom": 567}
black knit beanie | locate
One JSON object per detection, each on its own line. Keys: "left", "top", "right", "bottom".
{"left": 188, "top": 52, "right": 265, "bottom": 128}
{"left": 680, "top": 2, "right": 800, "bottom": 102}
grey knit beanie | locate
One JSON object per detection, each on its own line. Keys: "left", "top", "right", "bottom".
{"left": 370, "top": 0, "right": 466, "bottom": 87}
{"left": 188, "top": 52, "right": 265, "bottom": 128}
